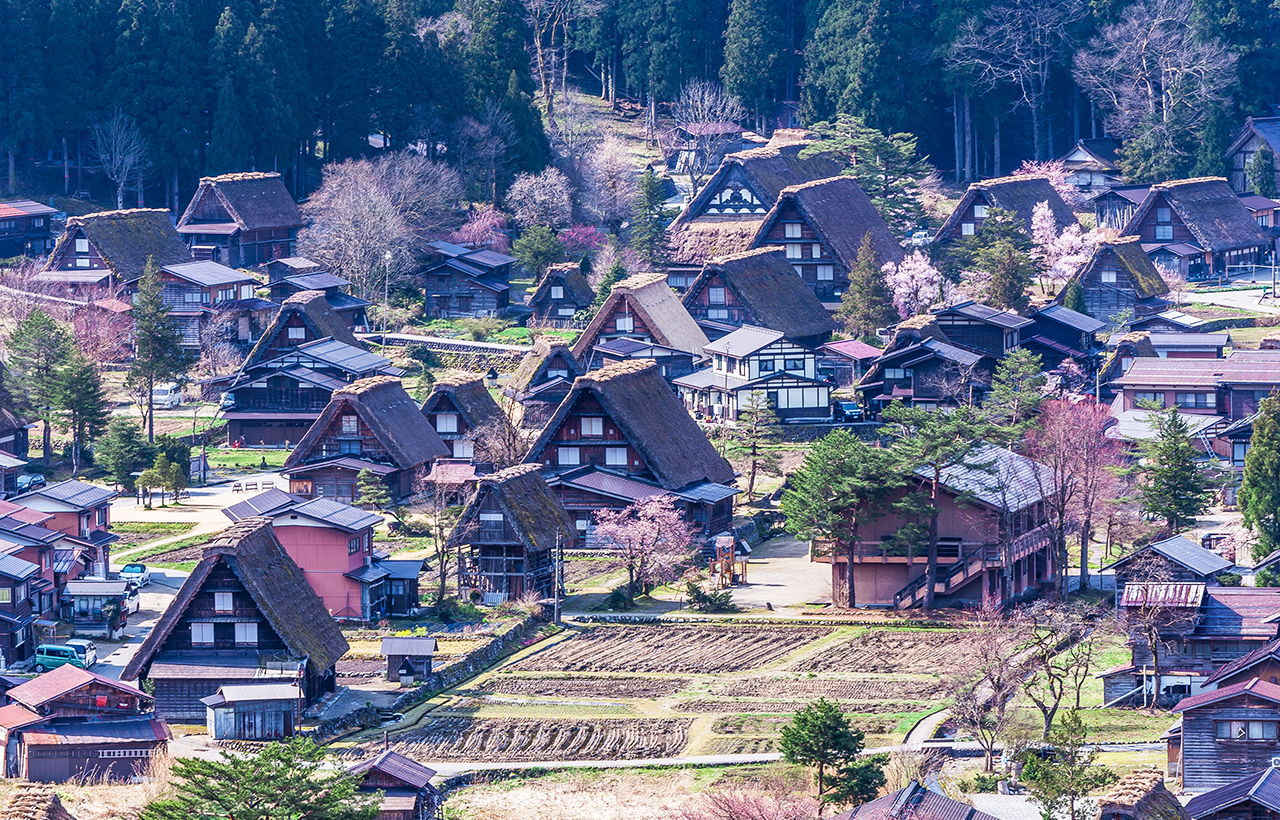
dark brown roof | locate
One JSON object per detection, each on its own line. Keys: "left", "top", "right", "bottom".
{"left": 525, "top": 360, "right": 736, "bottom": 489}
{"left": 1074, "top": 237, "right": 1169, "bottom": 300}
{"left": 506, "top": 337, "right": 581, "bottom": 397}
{"left": 284, "top": 376, "right": 449, "bottom": 472}
{"left": 122, "top": 518, "right": 349, "bottom": 680}
{"left": 939, "top": 176, "right": 1078, "bottom": 239}
{"left": 448, "top": 464, "right": 575, "bottom": 552}
{"left": 528, "top": 263, "right": 593, "bottom": 308}
{"left": 420, "top": 375, "right": 512, "bottom": 435}
{"left": 685, "top": 248, "right": 836, "bottom": 340}
{"left": 46, "top": 209, "right": 191, "bottom": 282}
{"left": 756, "top": 176, "right": 905, "bottom": 269}
{"left": 1129, "top": 177, "right": 1270, "bottom": 253}
{"left": 0, "top": 783, "right": 77, "bottom": 820}
{"left": 179, "top": 172, "right": 303, "bottom": 232}
{"left": 1097, "top": 769, "right": 1192, "bottom": 820}
{"left": 246, "top": 290, "right": 363, "bottom": 366}
{"left": 571, "top": 273, "right": 708, "bottom": 361}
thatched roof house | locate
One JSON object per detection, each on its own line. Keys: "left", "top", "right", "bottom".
{"left": 503, "top": 337, "right": 581, "bottom": 425}
{"left": 246, "top": 290, "right": 364, "bottom": 365}
{"left": 527, "top": 262, "right": 594, "bottom": 323}
{"left": 1097, "top": 769, "right": 1190, "bottom": 820}
{"left": 420, "top": 374, "right": 516, "bottom": 464}
{"left": 1064, "top": 237, "right": 1170, "bottom": 320}
{"left": 571, "top": 273, "right": 708, "bottom": 364}
{"left": 179, "top": 172, "right": 303, "bottom": 234}
{"left": 39, "top": 208, "right": 191, "bottom": 287}
{"left": 0, "top": 783, "right": 77, "bottom": 820}
{"left": 1124, "top": 177, "right": 1270, "bottom": 254}
{"left": 450, "top": 463, "right": 575, "bottom": 552}
{"left": 936, "top": 175, "right": 1079, "bottom": 244}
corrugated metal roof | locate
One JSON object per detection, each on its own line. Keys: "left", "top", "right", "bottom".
{"left": 944, "top": 300, "right": 1034, "bottom": 329}
{"left": 1119, "top": 582, "right": 1205, "bottom": 609}
{"left": 0, "top": 553, "right": 39, "bottom": 581}
{"left": 1111, "top": 352, "right": 1280, "bottom": 388}
{"left": 566, "top": 470, "right": 668, "bottom": 503}
{"left": 1187, "top": 766, "right": 1280, "bottom": 818}
{"left": 380, "top": 636, "right": 437, "bottom": 656}
{"left": 702, "top": 325, "right": 786, "bottom": 357}
{"left": 835, "top": 783, "right": 1001, "bottom": 820}
{"left": 1107, "top": 535, "right": 1234, "bottom": 577}
{"left": 1207, "top": 638, "right": 1280, "bottom": 685}
{"left": 820, "top": 339, "right": 884, "bottom": 360}
{"left": 913, "top": 444, "right": 1054, "bottom": 512}
{"left": 1197, "top": 588, "right": 1280, "bottom": 638}
{"left": 347, "top": 749, "right": 438, "bottom": 791}
{"left": 345, "top": 564, "right": 391, "bottom": 583}
{"left": 677, "top": 482, "right": 740, "bottom": 502}
{"left": 64, "top": 580, "right": 129, "bottom": 597}
{"left": 164, "top": 260, "right": 255, "bottom": 286}
{"left": 284, "top": 272, "right": 350, "bottom": 290}
{"left": 19, "top": 479, "right": 116, "bottom": 509}
{"left": 377, "top": 559, "right": 424, "bottom": 580}
{"left": 0, "top": 703, "right": 44, "bottom": 730}
{"left": 294, "top": 337, "right": 392, "bottom": 374}
{"left": 23, "top": 718, "right": 171, "bottom": 745}
{"left": 222, "top": 488, "right": 305, "bottom": 521}
{"left": 213, "top": 683, "right": 301, "bottom": 703}
{"left": 1175, "top": 677, "right": 1280, "bottom": 712}
{"left": 8, "top": 664, "right": 148, "bottom": 708}
{"left": 289, "top": 498, "right": 382, "bottom": 532}
{"left": 1034, "top": 304, "right": 1108, "bottom": 334}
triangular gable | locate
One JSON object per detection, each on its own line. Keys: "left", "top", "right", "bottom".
{"left": 246, "top": 291, "right": 363, "bottom": 366}
{"left": 571, "top": 274, "right": 708, "bottom": 361}
{"left": 448, "top": 463, "right": 574, "bottom": 553}
{"left": 694, "top": 164, "right": 770, "bottom": 218}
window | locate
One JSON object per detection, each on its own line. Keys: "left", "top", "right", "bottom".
{"left": 812, "top": 243, "right": 822, "bottom": 258}
{"left": 183, "top": 291, "right": 203, "bottom": 303}
{"left": 973, "top": 204, "right": 989, "bottom": 218}
{"left": 708, "top": 308, "right": 729, "bottom": 319}
{"left": 1261, "top": 215, "right": 1272, "bottom": 228}
{"left": 1217, "top": 721, "right": 1279, "bottom": 740}
{"left": 1157, "top": 207, "right": 1172, "bottom": 223}
{"left": 217, "top": 287, "right": 234, "bottom": 302}
{"left": 15, "top": 585, "right": 24, "bottom": 603}
{"left": 784, "top": 223, "right": 801, "bottom": 239}
{"left": 1175, "top": 392, "right": 1215, "bottom": 409}
{"left": 783, "top": 358, "right": 804, "bottom": 371}
{"left": 338, "top": 439, "right": 361, "bottom": 455}
{"left": 96, "top": 506, "right": 107, "bottom": 527}
{"left": 758, "top": 358, "right": 775, "bottom": 373}
{"left": 1134, "top": 392, "right": 1165, "bottom": 407}
{"left": 1235, "top": 441, "right": 1251, "bottom": 467}
{"left": 234, "top": 623, "right": 258, "bottom": 645}
{"left": 581, "top": 417, "right": 603, "bottom": 436}
{"left": 548, "top": 368, "right": 568, "bottom": 379}
{"left": 557, "top": 447, "right": 580, "bottom": 466}
{"left": 558, "top": 307, "right": 575, "bottom": 316}
{"left": 0, "top": 588, "right": 11, "bottom": 604}
{"left": 1155, "top": 225, "right": 1173, "bottom": 241}
{"left": 606, "top": 447, "right": 627, "bottom": 466}
{"left": 785, "top": 244, "right": 801, "bottom": 259}
{"left": 708, "top": 287, "right": 726, "bottom": 305}
{"left": 241, "top": 284, "right": 254, "bottom": 300}
{"left": 454, "top": 439, "right": 474, "bottom": 459}
{"left": 817, "top": 266, "right": 834, "bottom": 281}
{"left": 349, "top": 537, "right": 361, "bottom": 554}
{"left": 191, "top": 623, "right": 214, "bottom": 644}
{"left": 75, "top": 238, "right": 89, "bottom": 254}
{"left": 435, "top": 413, "right": 457, "bottom": 433}
{"left": 31, "top": 218, "right": 43, "bottom": 227}
{"left": 885, "top": 368, "right": 908, "bottom": 380}
{"left": 713, "top": 354, "right": 723, "bottom": 370}
{"left": 75, "top": 257, "right": 90, "bottom": 268}
{"left": 961, "top": 222, "right": 975, "bottom": 236}
{"left": 342, "top": 415, "right": 359, "bottom": 434}
{"left": 287, "top": 326, "right": 305, "bottom": 340}
{"left": 1101, "top": 270, "right": 1117, "bottom": 284}
{"left": 214, "top": 592, "right": 233, "bottom": 612}
{"left": 550, "top": 285, "right": 564, "bottom": 300}
{"left": 615, "top": 315, "right": 634, "bottom": 332}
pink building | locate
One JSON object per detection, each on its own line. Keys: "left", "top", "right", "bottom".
{"left": 223, "top": 489, "right": 421, "bottom": 620}
{"left": 12, "top": 480, "right": 117, "bottom": 580}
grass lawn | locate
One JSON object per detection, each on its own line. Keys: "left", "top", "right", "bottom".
{"left": 111, "top": 522, "right": 195, "bottom": 535}
{"left": 1229, "top": 326, "right": 1279, "bottom": 349}
{"left": 151, "top": 560, "right": 198, "bottom": 572}
{"left": 206, "top": 448, "right": 289, "bottom": 470}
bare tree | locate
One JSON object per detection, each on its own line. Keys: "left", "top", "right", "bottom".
{"left": 670, "top": 80, "right": 747, "bottom": 195}
{"left": 413, "top": 469, "right": 472, "bottom": 613}
{"left": 1016, "top": 602, "right": 1106, "bottom": 739}
{"left": 454, "top": 101, "right": 517, "bottom": 203}
{"left": 1117, "top": 551, "right": 1198, "bottom": 709}
{"left": 946, "top": 601, "right": 1029, "bottom": 771}
{"left": 469, "top": 405, "right": 538, "bottom": 468}
{"left": 90, "top": 109, "right": 151, "bottom": 210}
{"left": 1162, "top": 267, "right": 1190, "bottom": 306}
{"left": 505, "top": 167, "right": 575, "bottom": 229}
{"left": 196, "top": 311, "right": 245, "bottom": 379}
{"left": 547, "top": 85, "right": 602, "bottom": 201}
{"left": 681, "top": 779, "right": 820, "bottom": 820}
{"left": 586, "top": 137, "right": 638, "bottom": 235}
{"left": 522, "top": 0, "right": 573, "bottom": 116}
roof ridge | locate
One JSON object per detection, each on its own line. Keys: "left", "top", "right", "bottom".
{"left": 337, "top": 375, "right": 401, "bottom": 395}
{"left": 202, "top": 172, "right": 281, "bottom": 183}
{"left": 1155, "top": 176, "right": 1230, "bottom": 189}
{"left": 67, "top": 208, "right": 172, "bottom": 224}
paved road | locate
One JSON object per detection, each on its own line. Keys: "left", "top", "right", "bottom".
{"left": 93, "top": 567, "right": 188, "bottom": 682}
{"left": 426, "top": 752, "right": 784, "bottom": 779}
{"left": 730, "top": 535, "right": 831, "bottom": 612}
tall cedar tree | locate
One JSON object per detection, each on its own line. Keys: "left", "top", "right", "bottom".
{"left": 837, "top": 233, "right": 897, "bottom": 340}
{"left": 593, "top": 260, "right": 629, "bottom": 308}
{"left": 129, "top": 259, "right": 195, "bottom": 442}
{"left": 779, "top": 698, "right": 869, "bottom": 798}
{"left": 984, "top": 348, "right": 1045, "bottom": 441}
{"left": 7, "top": 310, "right": 73, "bottom": 465}
{"left": 781, "top": 430, "right": 900, "bottom": 608}
{"left": 55, "top": 351, "right": 110, "bottom": 476}
{"left": 140, "top": 736, "right": 378, "bottom": 820}
{"left": 97, "top": 418, "right": 154, "bottom": 493}
{"left": 1136, "top": 404, "right": 1215, "bottom": 534}
{"left": 976, "top": 236, "right": 1037, "bottom": 312}
{"left": 1061, "top": 277, "right": 1087, "bottom": 315}
{"left": 629, "top": 168, "right": 671, "bottom": 269}
{"left": 882, "top": 401, "right": 991, "bottom": 609}
{"left": 0, "top": 0, "right": 48, "bottom": 191}
{"left": 721, "top": 0, "right": 785, "bottom": 125}
{"left": 1248, "top": 146, "right": 1279, "bottom": 199}
{"left": 1241, "top": 394, "right": 1280, "bottom": 560}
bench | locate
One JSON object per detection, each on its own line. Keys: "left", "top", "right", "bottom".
{"left": 243, "top": 481, "right": 258, "bottom": 492}
{"left": 230, "top": 481, "right": 243, "bottom": 493}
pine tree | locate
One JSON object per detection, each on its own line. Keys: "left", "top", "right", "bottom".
{"left": 780, "top": 699, "right": 868, "bottom": 798}
{"left": 1061, "top": 277, "right": 1088, "bottom": 315}
{"left": 1136, "top": 404, "right": 1215, "bottom": 534}
{"left": 976, "top": 236, "right": 1037, "bottom": 312}
{"left": 1022, "top": 710, "right": 1117, "bottom": 820}
{"left": 7, "top": 310, "right": 73, "bottom": 465}
{"left": 97, "top": 418, "right": 155, "bottom": 493}
{"left": 985, "top": 348, "right": 1046, "bottom": 438}
{"left": 512, "top": 225, "right": 565, "bottom": 277}
{"left": 355, "top": 469, "right": 391, "bottom": 510}
{"left": 503, "top": 70, "right": 551, "bottom": 175}
{"left": 0, "top": 0, "right": 49, "bottom": 192}
{"left": 837, "top": 233, "right": 896, "bottom": 340}
{"left": 721, "top": 0, "right": 785, "bottom": 124}
{"left": 207, "top": 77, "right": 249, "bottom": 175}
{"left": 592, "top": 260, "right": 628, "bottom": 308}
{"left": 128, "top": 259, "right": 195, "bottom": 442}
{"left": 629, "top": 168, "right": 671, "bottom": 269}
{"left": 1241, "top": 394, "right": 1280, "bottom": 560}
{"left": 54, "top": 351, "right": 109, "bottom": 476}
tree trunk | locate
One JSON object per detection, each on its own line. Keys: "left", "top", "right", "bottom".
{"left": 994, "top": 112, "right": 1002, "bottom": 178}
{"left": 964, "top": 94, "right": 973, "bottom": 183}
{"left": 7, "top": 150, "right": 14, "bottom": 193}
{"left": 42, "top": 411, "right": 52, "bottom": 466}
{"left": 953, "top": 89, "right": 963, "bottom": 184}
{"left": 1079, "top": 514, "right": 1092, "bottom": 590}
{"left": 924, "top": 473, "right": 941, "bottom": 609}
{"left": 77, "top": 134, "right": 83, "bottom": 195}
{"left": 62, "top": 135, "right": 70, "bottom": 196}
{"left": 844, "top": 520, "right": 860, "bottom": 608}
{"left": 136, "top": 171, "right": 144, "bottom": 208}
{"left": 147, "top": 375, "right": 155, "bottom": 443}
{"left": 116, "top": 181, "right": 126, "bottom": 210}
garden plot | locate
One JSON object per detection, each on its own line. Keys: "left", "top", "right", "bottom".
{"left": 478, "top": 675, "right": 692, "bottom": 699}
{"left": 789, "top": 628, "right": 967, "bottom": 674}
{"left": 674, "top": 699, "right": 925, "bottom": 714}
{"left": 510, "top": 625, "right": 830, "bottom": 674}
{"left": 376, "top": 717, "right": 691, "bottom": 761}
{"left": 710, "top": 675, "right": 945, "bottom": 701}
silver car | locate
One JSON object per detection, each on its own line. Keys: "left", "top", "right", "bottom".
{"left": 64, "top": 638, "right": 97, "bottom": 667}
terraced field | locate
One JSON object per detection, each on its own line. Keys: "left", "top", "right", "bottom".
{"left": 479, "top": 675, "right": 692, "bottom": 699}
{"left": 380, "top": 717, "right": 692, "bottom": 761}
{"left": 789, "top": 628, "right": 969, "bottom": 674}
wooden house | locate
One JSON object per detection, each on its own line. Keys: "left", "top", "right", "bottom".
{"left": 1121, "top": 178, "right": 1270, "bottom": 279}
{"left": 1023, "top": 304, "right": 1107, "bottom": 366}
{"left": 60, "top": 580, "right": 131, "bottom": 639}
{"left": 928, "top": 300, "right": 1032, "bottom": 358}
{"left": 283, "top": 377, "right": 449, "bottom": 503}
{"left": 243, "top": 289, "right": 366, "bottom": 364}
{"left": 120, "top": 517, "right": 349, "bottom": 721}
{"left": 0, "top": 363, "right": 29, "bottom": 460}
{"left": 1239, "top": 193, "right": 1280, "bottom": 234}
{"left": 1204, "top": 639, "right": 1280, "bottom": 691}
{"left": 222, "top": 489, "right": 404, "bottom": 620}
{"left": 421, "top": 241, "right": 515, "bottom": 318}
{"left": 1174, "top": 678, "right": 1280, "bottom": 790}
{"left": 1093, "top": 185, "right": 1153, "bottom": 230}
{"left": 834, "top": 781, "right": 1001, "bottom": 820}
{"left": 751, "top": 177, "right": 904, "bottom": 306}
{"left": 1111, "top": 351, "right": 1280, "bottom": 419}
{"left": 665, "top": 132, "right": 844, "bottom": 285}
{"left": 264, "top": 256, "right": 323, "bottom": 282}
{"left": 1187, "top": 765, "right": 1280, "bottom": 820}
{"left": 380, "top": 636, "right": 435, "bottom": 682}
{"left": 176, "top": 172, "right": 304, "bottom": 267}
{"left": 15, "top": 480, "right": 119, "bottom": 577}
{"left": 934, "top": 176, "right": 1078, "bottom": 244}
{"left": 1105, "top": 536, "right": 1235, "bottom": 598}
{"left": 817, "top": 339, "right": 884, "bottom": 387}
{"left": 420, "top": 375, "right": 516, "bottom": 468}
{"left": 1107, "top": 331, "right": 1228, "bottom": 361}
{"left": 0, "top": 201, "right": 57, "bottom": 257}
{"left": 348, "top": 750, "right": 443, "bottom": 820}
{"left": 201, "top": 682, "right": 302, "bottom": 740}
{"left": 150, "top": 260, "right": 270, "bottom": 349}
{"left": 1131, "top": 309, "right": 1210, "bottom": 333}
{"left": 267, "top": 267, "right": 371, "bottom": 333}
{"left": 524, "top": 360, "right": 738, "bottom": 537}
{"left": 681, "top": 247, "right": 837, "bottom": 348}
{"left": 1096, "top": 769, "right": 1191, "bottom": 820}
{"left": 451, "top": 464, "right": 575, "bottom": 604}
{"left": 1059, "top": 139, "right": 1123, "bottom": 195}
{"left": 591, "top": 338, "right": 698, "bottom": 383}
{"left": 1062, "top": 238, "right": 1170, "bottom": 320}
{"left": 815, "top": 443, "right": 1057, "bottom": 609}
{"left": 36, "top": 209, "right": 191, "bottom": 291}
{"left": 502, "top": 338, "right": 582, "bottom": 426}
{"left": 0, "top": 553, "right": 41, "bottom": 663}
{"left": 571, "top": 273, "right": 708, "bottom": 367}
{"left": 859, "top": 316, "right": 997, "bottom": 411}
{"left": 674, "top": 326, "right": 832, "bottom": 421}
{"left": 1225, "top": 117, "right": 1280, "bottom": 195}
{"left": 425, "top": 241, "right": 517, "bottom": 279}
{"left": 528, "top": 263, "right": 593, "bottom": 325}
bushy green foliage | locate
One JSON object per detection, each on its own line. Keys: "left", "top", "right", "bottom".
{"left": 1217, "top": 572, "right": 1243, "bottom": 587}
{"left": 685, "top": 581, "right": 738, "bottom": 612}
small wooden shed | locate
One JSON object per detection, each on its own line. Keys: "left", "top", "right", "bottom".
{"left": 201, "top": 682, "right": 302, "bottom": 740}
{"left": 349, "top": 749, "right": 443, "bottom": 820}
{"left": 381, "top": 637, "right": 436, "bottom": 683}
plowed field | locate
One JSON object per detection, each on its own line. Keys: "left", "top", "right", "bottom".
{"left": 710, "top": 676, "right": 945, "bottom": 701}
{"left": 379, "top": 717, "right": 692, "bottom": 761}
{"left": 478, "top": 675, "right": 692, "bottom": 699}
{"left": 789, "top": 629, "right": 966, "bottom": 674}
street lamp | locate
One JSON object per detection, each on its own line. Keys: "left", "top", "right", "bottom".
{"left": 484, "top": 367, "right": 499, "bottom": 389}
{"left": 382, "top": 250, "right": 393, "bottom": 339}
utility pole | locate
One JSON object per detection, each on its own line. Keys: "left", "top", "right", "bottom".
{"left": 554, "top": 530, "right": 564, "bottom": 625}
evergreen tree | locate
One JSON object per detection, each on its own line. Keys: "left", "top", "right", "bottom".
{"left": 1022, "top": 710, "right": 1117, "bottom": 820}
{"left": 1191, "top": 106, "right": 1232, "bottom": 179}
{"left": 975, "top": 235, "right": 1037, "bottom": 312}
{"left": 985, "top": 348, "right": 1046, "bottom": 439}
{"left": 592, "top": 260, "right": 628, "bottom": 308}
{"left": 7, "top": 310, "right": 73, "bottom": 465}
{"left": 721, "top": 0, "right": 785, "bottom": 124}
{"left": 466, "top": 0, "right": 535, "bottom": 106}
{"left": 0, "top": 0, "right": 48, "bottom": 192}
{"left": 1248, "top": 145, "right": 1278, "bottom": 198}
{"left": 512, "top": 225, "right": 565, "bottom": 278}
{"left": 1061, "top": 277, "right": 1087, "bottom": 315}
{"left": 153, "top": 434, "right": 192, "bottom": 480}
{"left": 207, "top": 77, "right": 249, "bottom": 175}
{"left": 801, "top": 116, "right": 932, "bottom": 231}
{"left": 836, "top": 233, "right": 897, "bottom": 340}
{"left": 128, "top": 259, "right": 195, "bottom": 442}
{"left": 780, "top": 698, "right": 869, "bottom": 798}
{"left": 97, "top": 418, "right": 155, "bottom": 493}
{"left": 355, "top": 469, "right": 391, "bottom": 510}
{"left": 503, "top": 70, "right": 551, "bottom": 175}
{"left": 54, "top": 351, "right": 109, "bottom": 476}
{"left": 1241, "top": 394, "right": 1280, "bottom": 560}
{"left": 629, "top": 168, "right": 671, "bottom": 269}
{"left": 1136, "top": 404, "right": 1215, "bottom": 533}
{"left": 320, "top": 0, "right": 384, "bottom": 160}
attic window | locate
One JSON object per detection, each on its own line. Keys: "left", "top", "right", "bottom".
{"left": 214, "top": 592, "right": 233, "bottom": 612}
{"left": 817, "top": 266, "right": 834, "bottom": 281}
{"left": 581, "top": 417, "right": 603, "bottom": 437}
{"left": 1101, "top": 270, "right": 1117, "bottom": 284}
{"left": 785, "top": 244, "right": 801, "bottom": 259}
{"left": 784, "top": 223, "right": 801, "bottom": 239}
{"left": 547, "top": 369, "right": 568, "bottom": 378}
{"left": 551, "top": 286, "right": 564, "bottom": 299}
{"left": 709, "top": 287, "right": 726, "bottom": 305}
{"left": 75, "top": 238, "right": 89, "bottom": 254}
{"left": 436, "top": 413, "right": 458, "bottom": 433}
{"left": 961, "top": 223, "right": 975, "bottom": 236}
{"left": 479, "top": 513, "right": 504, "bottom": 522}
{"left": 973, "top": 205, "right": 989, "bottom": 218}
{"left": 287, "top": 326, "right": 306, "bottom": 340}
{"left": 191, "top": 623, "right": 213, "bottom": 645}
{"left": 1157, "top": 207, "right": 1172, "bottom": 223}
{"left": 342, "top": 415, "right": 359, "bottom": 435}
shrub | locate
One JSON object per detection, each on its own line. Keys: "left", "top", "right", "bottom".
{"left": 1217, "top": 572, "right": 1243, "bottom": 587}
{"left": 685, "top": 581, "right": 739, "bottom": 612}
{"left": 1258, "top": 567, "right": 1280, "bottom": 587}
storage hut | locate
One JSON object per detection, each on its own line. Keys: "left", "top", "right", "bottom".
{"left": 201, "top": 682, "right": 303, "bottom": 740}
{"left": 381, "top": 636, "right": 436, "bottom": 683}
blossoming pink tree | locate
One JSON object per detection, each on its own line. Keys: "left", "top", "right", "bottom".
{"left": 449, "top": 206, "right": 511, "bottom": 253}
{"left": 1031, "top": 201, "right": 1097, "bottom": 296}
{"left": 882, "top": 251, "right": 955, "bottom": 318}
{"left": 593, "top": 495, "right": 700, "bottom": 603}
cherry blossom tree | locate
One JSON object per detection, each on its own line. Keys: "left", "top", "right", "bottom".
{"left": 883, "top": 251, "right": 954, "bottom": 318}
{"left": 559, "top": 224, "right": 607, "bottom": 260}
{"left": 1031, "top": 201, "right": 1097, "bottom": 295}
{"left": 505, "top": 167, "right": 575, "bottom": 229}
{"left": 593, "top": 495, "right": 700, "bottom": 603}
{"left": 449, "top": 206, "right": 511, "bottom": 253}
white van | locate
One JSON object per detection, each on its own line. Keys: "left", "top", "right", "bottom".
{"left": 151, "top": 383, "right": 183, "bottom": 410}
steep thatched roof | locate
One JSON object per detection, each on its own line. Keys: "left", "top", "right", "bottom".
{"left": 528, "top": 263, "right": 593, "bottom": 309}
{"left": 421, "top": 375, "right": 512, "bottom": 435}
{"left": 890, "top": 313, "right": 949, "bottom": 346}
{"left": 246, "top": 290, "right": 363, "bottom": 366}
{"left": 938, "top": 176, "right": 1079, "bottom": 240}
{"left": 525, "top": 360, "right": 736, "bottom": 488}
{"left": 1132, "top": 177, "right": 1270, "bottom": 252}
{"left": 669, "top": 220, "right": 764, "bottom": 265}
{"left": 757, "top": 176, "right": 905, "bottom": 269}
{"left": 179, "top": 172, "right": 303, "bottom": 231}
{"left": 686, "top": 248, "right": 836, "bottom": 340}
{"left": 1074, "top": 237, "right": 1169, "bottom": 300}
{"left": 506, "top": 337, "right": 581, "bottom": 397}
{"left": 0, "top": 783, "right": 76, "bottom": 820}
{"left": 1097, "top": 769, "right": 1191, "bottom": 820}
{"left": 121, "top": 518, "right": 349, "bottom": 680}
{"left": 45, "top": 209, "right": 191, "bottom": 282}
{"left": 285, "top": 376, "right": 449, "bottom": 472}
{"left": 572, "top": 273, "right": 708, "bottom": 361}
{"left": 448, "top": 463, "right": 575, "bottom": 552}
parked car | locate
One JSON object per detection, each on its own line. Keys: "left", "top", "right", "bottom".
{"left": 147, "top": 382, "right": 183, "bottom": 410}
{"left": 119, "top": 563, "right": 151, "bottom": 587}
{"left": 122, "top": 584, "right": 140, "bottom": 614}
{"left": 15, "top": 473, "right": 46, "bottom": 493}
{"left": 832, "top": 400, "right": 864, "bottom": 422}
{"left": 219, "top": 391, "right": 236, "bottom": 409}
{"left": 33, "top": 644, "right": 86, "bottom": 673}
{"left": 63, "top": 638, "right": 97, "bottom": 667}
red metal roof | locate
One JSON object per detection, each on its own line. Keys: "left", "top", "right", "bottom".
{"left": 0, "top": 500, "right": 52, "bottom": 526}
{"left": 21, "top": 718, "right": 170, "bottom": 745}
{"left": 0, "top": 703, "right": 46, "bottom": 730}
{"left": 1173, "top": 677, "right": 1280, "bottom": 712}
{"left": 348, "top": 749, "right": 438, "bottom": 791}
{"left": 0, "top": 200, "right": 56, "bottom": 218}
{"left": 1119, "top": 581, "right": 1205, "bottom": 609}
{"left": 820, "top": 339, "right": 884, "bottom": 360}
{"left": 8, "top": 664, "right": 149, "bottom": 709}
{"left": 1114, "top": 353, "right": 1280, "bottom": 388}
